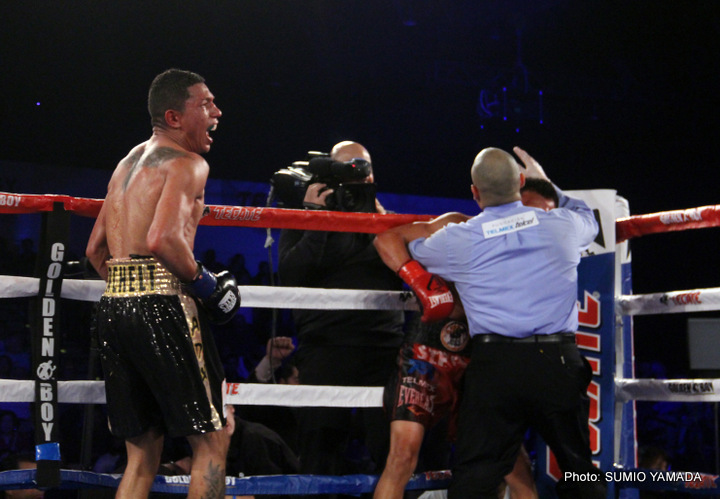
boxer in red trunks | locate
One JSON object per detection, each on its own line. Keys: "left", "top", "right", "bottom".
{"left": 374, "top": 151, "right": 556, "bottom": 499}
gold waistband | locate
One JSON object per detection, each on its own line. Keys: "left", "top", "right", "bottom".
{"left": 104, "top": 258, "right": 182, "bottom": 297}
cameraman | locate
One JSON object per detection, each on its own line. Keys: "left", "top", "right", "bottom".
{"left": 278, "top": 141, "right": 404, "bottom": 485}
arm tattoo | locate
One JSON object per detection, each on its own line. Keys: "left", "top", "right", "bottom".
{"left": 121, "top": 147, "right": 190, "bottom": 190}
{"left": 200, "top": 460, "right": 225, "bottom": 499}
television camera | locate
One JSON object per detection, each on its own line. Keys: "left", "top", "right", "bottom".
{"left": 270, "top": 152, "right": 377, "bottom": 213}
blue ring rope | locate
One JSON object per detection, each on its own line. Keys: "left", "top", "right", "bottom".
{"left": 0, "top": 469, "right": 451, "bottom": 495}
{"left": 2, "top": 468, "right": 718, "bottom": 495}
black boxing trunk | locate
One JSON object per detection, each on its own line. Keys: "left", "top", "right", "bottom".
{"left": 384, "top": 318, "right": 471, "bottom": 431}
{"left": 97, "top": 258, "right": 226, "bottom": 438}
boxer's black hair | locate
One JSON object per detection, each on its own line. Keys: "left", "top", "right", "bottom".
{"left": 148, "top": 69, "right": 205, "bottom": 128}
{"left": 521, "top": 177, "right": 559, "bottom": 207}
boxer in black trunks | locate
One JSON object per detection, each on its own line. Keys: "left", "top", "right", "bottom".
{"left": 86, "top": 69, "right": 240, "bottom": 499}
{"left": 100, "top": 258, "right": 226, "bottom": 437}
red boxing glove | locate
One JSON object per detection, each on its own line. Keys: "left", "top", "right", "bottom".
{"left": 398, "top": 260, "right": 454, "bottom": 322}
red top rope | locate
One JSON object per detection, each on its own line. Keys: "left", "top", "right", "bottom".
{"left": 0, "top": 192, "right": 434, "bottom": 233}
{"left": 615, "top": 205, "right": 720, "bottom": 243}
{"left": 2, "top": 192, "right": 719, "bottom": 239}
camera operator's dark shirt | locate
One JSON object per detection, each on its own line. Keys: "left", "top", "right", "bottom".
{"left": 278, "top": 229, "right": 404, "bottom": 348}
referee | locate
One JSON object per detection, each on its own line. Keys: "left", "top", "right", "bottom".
{"left": 374, "top": 146, "right": 606, "bottom": 498}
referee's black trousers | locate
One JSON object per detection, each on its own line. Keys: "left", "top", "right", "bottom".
{"left": 448, "top": 335, "right": 607, "bottom": 499}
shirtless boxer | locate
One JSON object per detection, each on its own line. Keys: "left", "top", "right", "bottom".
{"left": 373, "top": 154, "right": 559, "bottom": 499}
{"left": 86, "top": 69, "right": 240, "bottom": 499}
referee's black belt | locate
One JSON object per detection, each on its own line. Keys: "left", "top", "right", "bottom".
{"left": 472, "top": 332, "right": 576, "bottom": 344}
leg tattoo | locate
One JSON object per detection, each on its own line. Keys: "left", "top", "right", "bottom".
{"left": 200, "top": 460, "right": 225, "bottom": 499}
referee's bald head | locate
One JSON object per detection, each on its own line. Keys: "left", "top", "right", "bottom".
{"left": 471, "top": 147, "right": 524, "bottom": 207}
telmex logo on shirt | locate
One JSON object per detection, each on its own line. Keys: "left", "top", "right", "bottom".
{"left": 482, "top": 211, "right": 539, "bottom": 238}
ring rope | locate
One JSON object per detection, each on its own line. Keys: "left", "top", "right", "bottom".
{"left": 3, "top": 275, "right": 719, "bottom": 316}
{"left": 0, "top": 276, "right": 421, "bottom": 310}
{"left": 0, "top": 192, "right": 434, "bottom": 233}
{"left": 616, "top": 204, "right": 720, "bottom": 243}
{"left": 617, "top": 287, "right": 720, "bottom": 316}
{"left": 1, "top": 260, "right": 720, "bottom": 408}
{"left": 2, "top": 467, "right": 718, "bottom": 495}
{"left": 3, "top": 190, "right": 720, "bottom": 495}
{"left": 3, "top": 191, "right": 720, "bottom": 239}
{"left": 0, "top": 379, "right": 383, "bottom": 407}
{"left": 6, "top": 375, "right": 720, "bottom": 406}
{"left": 6, "top": 376, "right": 720, "bottom": 405}
{"left": 615, "top": 378, "right": 720, "bottom": 403}
{"left": 0, "top": 468, "right": 452, "bottom": 495}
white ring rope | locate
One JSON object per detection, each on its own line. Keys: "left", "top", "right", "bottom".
{"left": 616, "top": 378, "right": 720, "bottom": 403}
{"left": 4, "top": 274, "right": 720, "bottom": 315}
{"left": 0, "top": 275, "right": 395, "bottom": 408}
{"left": 617, "top": 287, "right": 720, "bottom": 316}
{"left": 7, "top": 376, "right": 720, "bottom": 407}
{"left": 0, "top": 275, "right": 420, "bottom": 310}
{"left": 0, "top": 380, "right": 383, "bottom": 407}
{"left": 3, "top": 274, "right": 720, "bottom": 407}
{"left": 0, "top": 380, "right": 107, "bottom": 404}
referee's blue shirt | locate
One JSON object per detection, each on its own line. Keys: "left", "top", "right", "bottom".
{"left": 408, "top": 189, "right": 598, "bottom": 338}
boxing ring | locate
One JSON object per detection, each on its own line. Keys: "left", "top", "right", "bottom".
{"left": 1, "top": 190, "right": 720, "bottom": 497}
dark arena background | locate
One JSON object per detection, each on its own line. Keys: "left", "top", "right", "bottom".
{"left": 1, "top": 0, "right": 720, "bottom": 496}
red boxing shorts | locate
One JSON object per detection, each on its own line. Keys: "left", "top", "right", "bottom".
{"left": 384, "top": 318, "right": 471, "bottom": 432}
